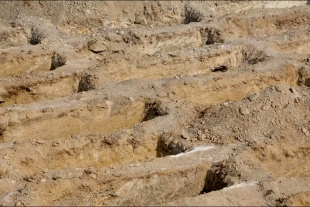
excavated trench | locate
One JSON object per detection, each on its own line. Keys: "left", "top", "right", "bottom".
{"left": 1, "top": 2, "right": 310, "bottom": 206}
{"left": 0, "top": 52, "right": 51, "bottom": 78}
{"left": 0, "top": 99, "right": 167, "bottom": 143}
{"left": 0, "top": 56, "right": 297, "bottom": 144}
{"left": 0, "top": 75, "right": 80, "bottom": 107}
{"left": 0, "top": 43, "right": 263, "bottom": 107}
{"left": 219, "top": 7, "right": 310, "bottom": 39}
{"left": 0, "top": 56, "right": 299, "bottom": 175}
{"left": 251, "top": 143, "right": 310, "bottom": 178}
{"left": 1, "top": 144, "right": 243, "bottom": 206}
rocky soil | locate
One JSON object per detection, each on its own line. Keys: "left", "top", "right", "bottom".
{"left": 0, "top": 1, "right": 310, "bottom": 206}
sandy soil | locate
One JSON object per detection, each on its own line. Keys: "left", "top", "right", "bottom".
{"left": 0, "top": 1, "right": 310, "bottom": 206}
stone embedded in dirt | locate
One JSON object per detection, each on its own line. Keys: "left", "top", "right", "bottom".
{"left": 198, "top": 133, "right": 206, "bottom": 141}
{"left": 289, "top": 87, "right": 299, "bottom": 96}
{"left": 302, "top": 127, "right": 309, "bottom": 137}
{"left": 15, "top": 201, "right": 22, "bottom": 206}
{"left": 87, "top": 37, "right": 109, "bottom": 53}
{"left": 181, "top": 130, "right": 190, "bottom": 139}
{"left": 294, "top": 97, "right": 302, "bottom": 103}
{"left": 90, "top": 173, "right": 97, "bottom": 179}
{"left": 261, "top": 104, "right": 270, "bottom": 111}
{"left": 42, "top": 169, "right": 49, "bottom": 173}
{"left": 239, "top": 107, "right": 250, "bottom": 115}
{"left": 248, "top": 93, "right": 260, "bottom": 101}
{"left": 0, "top": 162, "right": 8, "bottom": 178}
{"left": 0, "top": 97, "right": 5, "bottom": 103}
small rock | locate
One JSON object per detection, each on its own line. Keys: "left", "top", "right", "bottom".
{"left": 289, "top": 87, "right": 299, "bottom": 96}
{"left": 129, "top": 97, "right": 135, "bottom": 101}
{"left": 0, "top": 97, "right": 5, "bottom": 103}
{"left": 191, "top": 138, "right": 197, "bottom": 142}
{"left": 157, "top": 92, "right": 167, "bottom": 98}
{"left": 295, "top": 97, "right": 301, "bottom": 103}
{"left": 198, "top": 133, "right": 206, "bottom": 141}
{"left": 15, "top": 201, "right": 22, "bottom": 206}
{"left": 112, "top": 173, "right": 121, "bottom": 177}
{"left": 239, "top": 107, "right": 250, "bottom": 115}
{"left": 40, "top": 179, "right": 46, "bottom": 183}
{"left": 42, "top": 169, "right": 49, "bottom": 173}
{"left": 275, "top": 85, "right": 283, "bottom": 93}
{"left": 60, "top": 72, "right": 65, "bottom": 78}
{"left": 261, "top": 104, "right": 270, "bottom": 111}
{"left": 181, "top": 130, "right": 190, "bottom": 139}
{"left": 248, "top": 93, "right": 260, "bottom": 101}
{"left": 90, "top": 174, "right": 97, "bottom": 179}
{"left": 0, "top": 162, "right": 8, "bottom": 178}
{"left": 302, "top": 127, "right": 309, "bottom": 136}
{"left": 36, "top": 140, "right": 45, "bottom": 144}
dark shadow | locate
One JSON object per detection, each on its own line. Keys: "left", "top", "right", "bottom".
{"left": 305, "top": 78, "right": 310, "bottom": 87}
{"left": 212, "top": 66, "right": 227, "bottom": 72}
{"left": 142, "top": 102, "right": 167, "bottom": 122}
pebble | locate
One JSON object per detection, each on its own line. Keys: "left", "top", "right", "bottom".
{"left": 239, "top": 107, "right": 250, "bottom": 115}
{"left": 289, "top": 87, "right": 299, "bottom": 96}
{"left": 261, "top": 104, "right": 270, "bottom": 111}
{"left": 112, "top": 173, "right": 121, "bottom": 177}
{"left": 15, "top": 201, "right": 22, "bottom": 206}
{"left": 302, "top": 127, "right": 309, "bottom": 136}
{"left": 0, "top": 162, "right": 8, "bottom": 178}
{"left": 90, "top": 174, "right": 97, "bottom": 179}
{"left": 191, "top": 138, "right": 197, "bottom": 142}
{"left": 36, "top": 140, "right": 46, "bottom": 144}
{"left": 181, "top": 130, "right": 190, "bottom": 139}
{"left": 40, "top": 179, "right": 46, "bottom": 183}
{"left": 198, "top": 133, "right": 206, "bottom": 141}
{"left": 248, "top": 93, "right": 260, "bottom": 101}
{"left": 295, "top": 97, "right": 301, "bottom": 103}
{"left": 157, "top": 92, "right": 167, "bottom": 98}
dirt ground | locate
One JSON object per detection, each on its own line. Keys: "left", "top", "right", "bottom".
{"left": 0, "top": 1, "right": 310, "bottom": 206}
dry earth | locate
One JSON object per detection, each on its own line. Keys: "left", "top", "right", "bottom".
{"left": 0, "top": 1, "right": 310, "bottom": 206}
